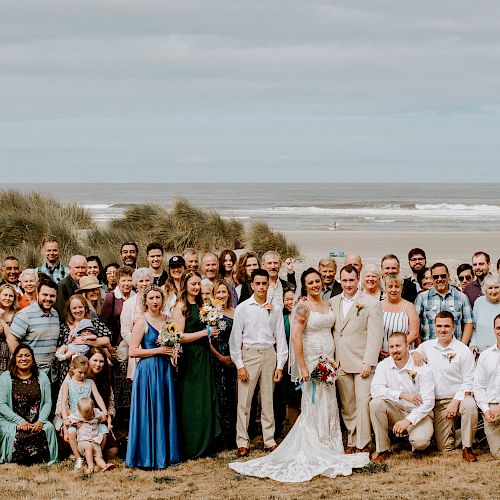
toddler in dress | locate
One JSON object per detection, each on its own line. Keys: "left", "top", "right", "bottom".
{"left": 70, "top": 397, "right": 115, "bottom": 473}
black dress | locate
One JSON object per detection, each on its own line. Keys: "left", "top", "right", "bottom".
{"left": 11, "top": 375, "right": 50, "bottom": 465}
{"left": 210, "top": 315, "right": 237, "bottom": 450}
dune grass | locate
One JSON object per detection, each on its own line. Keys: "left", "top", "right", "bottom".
{"left": 0, "top": 191, "right": 296, "bottom": 268}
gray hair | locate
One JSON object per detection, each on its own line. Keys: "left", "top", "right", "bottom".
{"left": 262, "top": 250, "right": 281, "bottom": 263}
{"left": 383, "top": 273, "right": 404, "bottom": 288}
{"left": 362, "top": 264, "right": 381, "bottom": 279}
{"left": 132, "top": 267, "right": 154, "bottom": 286}
{"left": 482, "top": 274, "right": 500, "bottom": 296}
{"left": 201, "top": 278, "right": 214, "bottom": 290}
{"left": 19, "top": 269, "right": 38, "bottom": 283}
{"left": 318, "top": 257, "right": 337, "bottom": 268}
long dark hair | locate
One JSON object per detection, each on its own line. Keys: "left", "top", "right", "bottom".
{"left": 8, "top": 344, "right": 39, "bottom": 378}
{"left": 87, "top": 347, "right": 112, "bottom": 407}
{"left": 300, "top": 267, "right": 322, "bottom": 298}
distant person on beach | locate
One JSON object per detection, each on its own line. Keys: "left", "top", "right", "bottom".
{"left": 380, "top": 254, "right": 417, "bottom": 303}
{"left": 235, "top": 252, "right": 260, "bottom": 304}
{"left": 361, "top": 265, "right": 384, "bottom": 301}
{"left": 56, "top": 255, "right": 88, "bottom": 315}
{"left": 1, "top": 256, "right": 21, "bottom": 295}
{"left": 318, "top": 257, "right": 342, "bottom": 300}
{"left": 36, "top": 239, "right": 69, "bottom": 284}
{"left": 202, "top": 252, "right": 219, "bottom": 284}
{"left": 344, "top": 254, "right": 362, "bottom": 274}
{"left": 414, "top": 263, "right": 473, "bottom": 343}
{"left": 456, "top": 263, "right": 473, "bottom": 293}
{"left": 261, "top": 251, "right": 296, "bottom": 309}
{"left": 406, "top": 248, "right": 427, "bottom": 293}
{"left": 416, "top": 267, "right": 433, "bottom": 292}
{"left": 473, "top": 314, "right": 500, "bottom": 459}
{"left": 120, "top": 242, "right": 138, "bottom": 269}
{"left": 464, "top": 251, "right": 491, "bottom": 307}
{"left": 146, "top": 242, "right": 168, "bottom": 287}
{"left": 183, "top": 248, "right": 199, "bottom": 272}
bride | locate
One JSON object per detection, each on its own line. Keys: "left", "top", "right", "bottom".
{"left": 229, "top": 268, "right": 369, "bottom": 482}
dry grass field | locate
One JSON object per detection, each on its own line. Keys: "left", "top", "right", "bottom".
{"left": 3, "top": 448, "right": 498, "bottom": 500}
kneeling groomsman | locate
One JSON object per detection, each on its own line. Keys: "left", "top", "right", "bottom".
{"left": 473, "top": 314, "right": 500, "bottom": 458}
{"left": 414, "top": 311, "right": 478, "bottom": 461}
{"left": 370, "top": 332, "right": 435, "bottom": 462}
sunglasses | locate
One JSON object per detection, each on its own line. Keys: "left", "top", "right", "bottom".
{"left": 458, "top": 274, "right": 473, "bottom": 282}
{"left": 432, "top": 273, "right": 448, "bottom": 280}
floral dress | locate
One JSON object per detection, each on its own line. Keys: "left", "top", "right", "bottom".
{"left": 11, "top": 375, "right": 50, "bottom": 464}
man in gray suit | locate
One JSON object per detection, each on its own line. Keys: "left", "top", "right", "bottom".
{"left": 330, "top": 264, "right": 384, "bottom": 454}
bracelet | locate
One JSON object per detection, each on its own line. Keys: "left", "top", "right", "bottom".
{"left": 207, "top": 326, "right": 212, "bottom": 337}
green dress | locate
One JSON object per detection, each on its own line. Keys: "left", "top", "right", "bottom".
{"left": 178, "top": 304, "right": 221, "bottom": 460}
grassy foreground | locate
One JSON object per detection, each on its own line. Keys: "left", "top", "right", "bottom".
{"left": 3, "top": 449, "right": 498, "bottom": 500}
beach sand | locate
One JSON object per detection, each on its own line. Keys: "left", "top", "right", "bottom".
{"left": 283, "top": 230, "right": 500, "bottom": 278}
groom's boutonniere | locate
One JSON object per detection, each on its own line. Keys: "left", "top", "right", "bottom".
{"left": 355, "top": 303, "right": 364, "bottom": 316}
{"left": 265, "top": 303, "right": 273, "bottom": 316}
{"left": 443, "top": 352, "right": 456, "bottom": 364}
{"left": 407, "top": 370, "right": 417, "bottom": 385}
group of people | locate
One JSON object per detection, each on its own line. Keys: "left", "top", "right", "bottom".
{"left": 0, "top": 239, "right": 499, "bottom": 482}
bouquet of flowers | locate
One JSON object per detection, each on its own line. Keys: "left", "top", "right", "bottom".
{"left": 157, "top": 322, "right": 183, "bottom": 366}
{"left": 199, "top": 297, "right": 226, "bottom": 334}
{"left": 310, "top": 356, "right": 339, "bottom": 385}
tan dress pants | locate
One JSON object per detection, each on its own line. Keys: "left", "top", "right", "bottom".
{"left": 236, "top": 346, "right": 277, "bottom": 449}
{"left": 336, "top": 369, "right": 373, "bottom": 449}
{"left": 433, "top": 396, "right": 478, "bottom": 450}
{"left": 370, "top": 398, "right": 434, "bottom": 453}
{"left": 484, "top": 404, "right": 500, "bottom": 458}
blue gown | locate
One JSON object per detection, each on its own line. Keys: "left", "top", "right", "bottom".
{"left": 126, "top": 322, "right": 180, "bottom": 469}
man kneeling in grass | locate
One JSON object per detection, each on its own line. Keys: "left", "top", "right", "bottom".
{"left": 370, "top": 332, "right": 435, "bottom": 462}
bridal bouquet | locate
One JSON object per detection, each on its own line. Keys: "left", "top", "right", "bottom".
{"left": 310, "top": 356, "right": 339, "bottom": 385}
{"left": 199, "top": 297, "right": 227, "bottom": 334}
{"left": 157, "top": 322, "right": 183, "bottom": 366}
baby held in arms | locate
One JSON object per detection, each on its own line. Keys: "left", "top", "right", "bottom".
{"left": 56, "top": 319, "right": 97, "bottom": 361}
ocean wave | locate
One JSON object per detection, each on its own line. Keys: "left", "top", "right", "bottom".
{"left": 83, "top": 204, "right": 113, "bottom": 209}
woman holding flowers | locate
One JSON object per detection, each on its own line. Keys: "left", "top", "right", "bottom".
{"left": 126, "top": 285, "right": 180, "bottom": 469}
{"left": 172, "top": 271, "right": 221, "bottom": 460}
{"left": 209, "top": 279, "right": 237, "bottom": 450}
{"left": 229, "top": 268, "right": 369, "bottom": 482}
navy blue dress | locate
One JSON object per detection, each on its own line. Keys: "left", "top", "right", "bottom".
{"left": 126, "top": 322, "right": 180, "bottom": 469}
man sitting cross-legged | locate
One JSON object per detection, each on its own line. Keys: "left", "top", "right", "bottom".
{"left": 370, "top": 331, "right": 435, "bottom": 462}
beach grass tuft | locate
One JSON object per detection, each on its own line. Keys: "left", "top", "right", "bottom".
{"left": 247, "top": 220, "right": 299, "bottom": 259}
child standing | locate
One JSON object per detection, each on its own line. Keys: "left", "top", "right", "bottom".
{"left": 70, "top": 397, "right": 115, "bottom": 473}
{"left": 60, "top": 356, "right": 110, "bottom": 469}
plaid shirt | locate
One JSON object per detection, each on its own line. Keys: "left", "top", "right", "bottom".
{"left": 36, "top": 261, "right": 69, "bottom": 284}
{"left": 415, "top": 286, "right": 473, "bottom": 342}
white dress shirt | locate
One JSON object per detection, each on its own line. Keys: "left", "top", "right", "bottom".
{"left": 416, "top": 337, "right": 475, "bottom": 401}
{"left": 340, "top": 292, "right": 358, "bottom": 320}
{"left": 473, "top": 343, "right": 500, "bottom": 413}
{"left": 371, "top": 355, "right": 435, "bottom": 425}
{"left": 229, "top": 294, "right": 288, "bottom": 370}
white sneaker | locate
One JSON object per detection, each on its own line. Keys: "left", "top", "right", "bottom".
{"left": 74, "top": 457, "right": 84, "bottom": 470}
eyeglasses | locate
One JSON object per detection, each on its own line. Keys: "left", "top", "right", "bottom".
{"left": 432, "top": 274, "right": 448, "bottom": 280}
{"left": 409, "top": 257, "right": 425, "bottom": 262}
{"left": 458, "top": 274, "right": 473, "bottom": 282}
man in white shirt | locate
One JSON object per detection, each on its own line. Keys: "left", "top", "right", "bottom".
{"left": 370, "top": 332, "right": 435, "bottom": 462}
{"left": 229, "top": 269, "right": 288, "bottom": 458}
{"left": 473, "top": 314, "right": 500, "bottom": 458}
{"left": 413, "top": 311, "right": 478, "bottom": 462}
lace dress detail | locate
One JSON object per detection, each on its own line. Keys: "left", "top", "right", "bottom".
{"left": 229, "top": 310, "right": 369, "bottom": 482}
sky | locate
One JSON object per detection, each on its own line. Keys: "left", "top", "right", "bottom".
{"left": 1, "top": 1, "right": 500, "bottom": 183}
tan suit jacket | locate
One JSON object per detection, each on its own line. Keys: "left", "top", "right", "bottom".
{"left": 330, "top": 291, "right": 384, "bottom": 373}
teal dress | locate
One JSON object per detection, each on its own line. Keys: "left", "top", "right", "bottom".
{"left": 178, "top": 304, "right": 221, "bottom": 459}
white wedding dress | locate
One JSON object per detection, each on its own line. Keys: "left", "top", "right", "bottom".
{"left": 229, "top": 310, "right": 369, "bottom": 482}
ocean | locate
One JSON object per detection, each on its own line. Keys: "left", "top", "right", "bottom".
{"left": 6, "top": 183, "right": 500, "bottom": 232}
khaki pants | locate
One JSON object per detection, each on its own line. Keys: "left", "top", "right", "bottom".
{"left": 336, "top": 370, "right": 373, "bottom": 449}
{"left": 236, "top": 346, "right": 277, "bottom": 449}
{"left": 434, "top": 396, "right": 477, "bottom": 450}
{"left": 484, "top": 404, "right": 500, "bottom": 458}
{"left": 370, "top": 398, "right": 434, "bottom": 453}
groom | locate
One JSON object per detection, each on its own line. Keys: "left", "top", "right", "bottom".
{"left": 330, "top": 264, "right": 384, "bottom": 453}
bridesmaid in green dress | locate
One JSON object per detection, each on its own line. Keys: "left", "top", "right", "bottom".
{"left": 173, "top": 271, "right": 221, "bottom": 460}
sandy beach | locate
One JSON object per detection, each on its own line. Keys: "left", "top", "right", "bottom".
{"left": 284, "top": 230, "right": 500, "bottom": 278}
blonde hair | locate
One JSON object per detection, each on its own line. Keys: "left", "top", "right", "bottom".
{"left": 77, "top": 396, "right": 94, "bottom": 417}
{"left": 140, "top": 284, "right": 165, "bottom": 312}
{"left": 69, "top": 355, "right": 89, "bottom": 377}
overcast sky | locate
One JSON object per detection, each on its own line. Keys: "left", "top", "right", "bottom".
{"left": 1, "top": 1, "right": 499, "bottom": 182}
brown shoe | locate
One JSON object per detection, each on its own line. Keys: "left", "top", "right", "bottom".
{"left": 264, "top": 444, "right": 278, "bottom": 453}
{"left": 462, "top": 447, "right": 477, "bottom": 462}
{"left": 372, "top": 450, "right": 392, "bottom": 463}
{"left": 345, "top": 446, "right": 357, "bottom": 454}
{"left": 236, "top": 447, "right": 249, "bottom": 458}
{"left": 357, "top": 445, "right": 372, "bottom": 457}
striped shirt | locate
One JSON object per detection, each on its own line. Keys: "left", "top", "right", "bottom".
{"left": 383, "top": 304, "right": 409, "bottom": 350}
{"left": 414, "top": 287, "right": 473, "bottom": 342}
{"left": 9, "top": 302, "right": 60, "bottom": 375}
